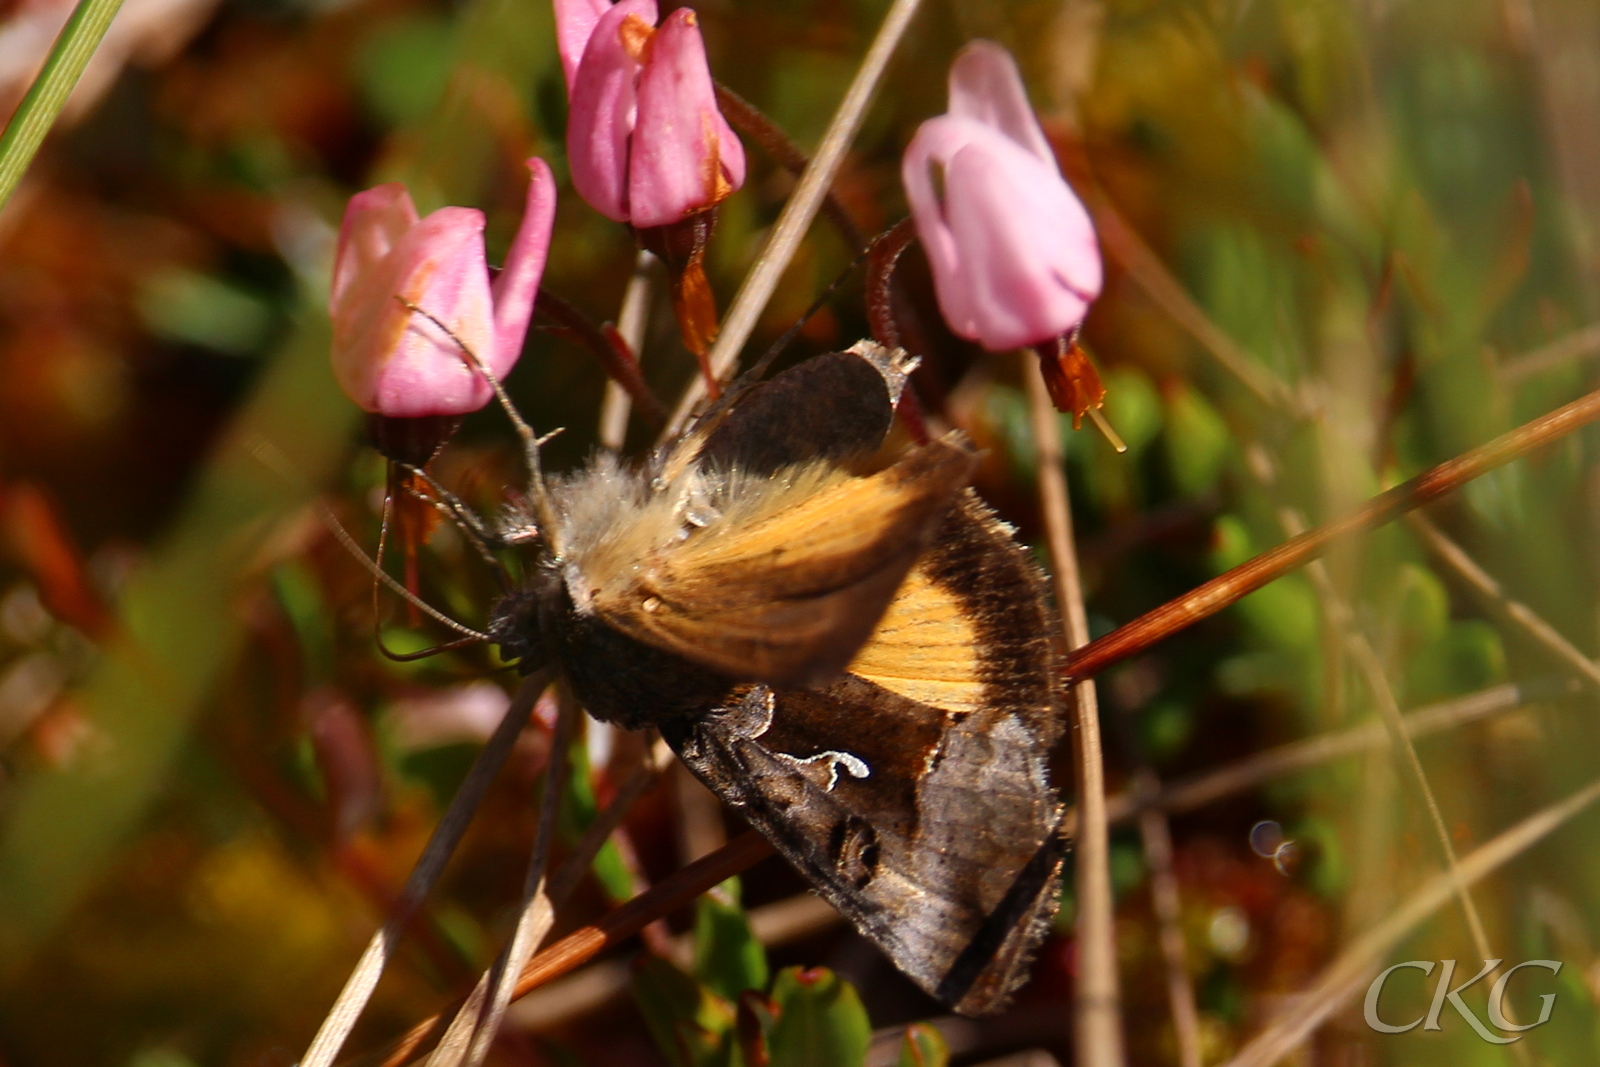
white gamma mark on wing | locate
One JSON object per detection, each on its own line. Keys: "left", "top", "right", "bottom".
{"left": 778, "top": 749, "right": 871, "bottom": 791}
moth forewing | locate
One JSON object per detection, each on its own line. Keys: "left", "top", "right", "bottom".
{"left": 587, "top": 436, "right": 976, "bottom": 686}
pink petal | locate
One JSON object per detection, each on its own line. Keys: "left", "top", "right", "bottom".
{"left": 330, "top": 183, "right": 418, "bottom": 314}
{"left": 553, "top": 0, "right": 614, "bottom": 94}
{"left": 331, "top": 206, "right": 500, "bottom": 416}
{"left": 490, "top": 158, "right": 557, "bottom": 379}
{"left": 567, "top": 0, "right": 657, "bottom": 222}
{"left": 627, "top": 7, "right": 745, "bottom": 228}
{"left": 904, "top": 116, "right": 1100, "bottom": 351}
{"left": 946, "top": 39, "right": 1057, "bottom": 170}
{"left": 901, "top": 117, "right": 982, "bottom": 342}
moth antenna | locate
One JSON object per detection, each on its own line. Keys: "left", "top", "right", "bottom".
{"left": 371, "top": 484, "right": 394, "bottom": 636}
{"left": 248, "top": 440, "right": 492, "bottom": 675}
{"left": 395, "top": 462, "right": 512, "bottom": 589}
{"left": 375, "top": 632, "right": 489, "bottom": 662}
{"left": 366, "top": 492, "right": 467, "bottom": 659}
{"left": 396, "top": 296, "right": 564, "bottom": 558}
{"left": 322, "top": 485, "right": 491, "bottom": 642}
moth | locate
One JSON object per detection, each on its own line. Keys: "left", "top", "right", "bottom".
{"left": 475, "top": 341, "right": 1067, "bottom": 1015}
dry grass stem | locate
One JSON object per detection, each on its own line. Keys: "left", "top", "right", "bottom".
{"left": 665, "top": 0, "right": 924, "bottom": 433}
{"left": 598, "top": 250, "right": 659, "bottom": 451}
{"left": 1407, "top": 512, "right": 1600, "bottom": 691}
{"left": 425, "top": 689, "right": 580, "bottom": 1067}
{"left": 299, "top": 671, "right": 550, "bottom": 1067}
{"left": 546, "top": 737, "right": 671, "bottom": 911}
{"left": 1101, "top": 679, "right": 1567, "bottom": 825}
{"left": 1087, "top": 194, "right": 1300, "bottom": 414}
{"left": 1133, "top": 771, "right": 1202, "bottom": 1067}
{"left": 1025, "top": 362, "right": 1124, "bottom": 1067}
{"left": 508, "top": 893, "right": 840, "bottom": 1031}
{"left": 1499, "top": 321, "right": 1600, "bottom": 383}
{"left": 1262, "top": 481, "right": 1500, "bottom": 1001}
{"left": 355, "top": 831, "right": 776, "bottom": 1067}
{"left": 713, "top": 83, "right": 866, "bottom": 253}
{"left": 1217, "top": 773, "right": 1600, "bottom": 1067}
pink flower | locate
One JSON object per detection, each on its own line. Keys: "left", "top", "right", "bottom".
{"left": 901, "top": 41, "right": 1101, "bottom": 353}
{"left": 329, "top": 159, "right": 556, "bottom": 417}
{"left": 558, "top": 0, "right": 745, "bottom": 227}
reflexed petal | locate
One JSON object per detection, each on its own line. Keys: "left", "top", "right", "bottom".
{"left": 554, "top": 0, "right": 614, "bottom": 94}
{"left": 567, "top": 0, "right": 657, "bottom": 222}
{"left": 946, "top": 40, "right": 1055, "bottom": 168}
{"left": 628, "top": 8, "right": 745, "bottom": 228}
{"left": 331, "top": 183, "right": 418, "bottom": 313}
{"left": 490, "top": 158, "right": 558, "bottom": 379}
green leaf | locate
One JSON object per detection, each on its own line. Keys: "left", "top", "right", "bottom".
{"left": 765, "top": 967, "right": 871, "bottom": 1067}
{"left": 1406, "top": 619, "right": 1507, "bottom": 705}
{"left": 631, "top": 954, "right": 736, "bottom": 1067}
{"left": 1165, "top": 385, "right": 1231, "bottom": 496}
{"left": 692, "top": 878, "right": 769, "bottom": 1002}
{"left": 1395, "top": 563, "right": 1450, "bottom": 650}
{"left": 356, "top": 15, "right": 458, "bottom": 129}
{"left": 268, "top": 562, "right": 335, "bottom": 687}
{"left": 137, "top": 269, "right": 275, "bottom": 357}
{"left": 895, "top": 1022, "right": 949, "bottom": 1067}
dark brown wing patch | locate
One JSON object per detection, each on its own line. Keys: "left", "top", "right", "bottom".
{"left": 664, "top": 494, "right": 1065, "bottom": 1016}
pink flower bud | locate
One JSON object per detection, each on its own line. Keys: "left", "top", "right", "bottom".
{"left": 901, "top": 41, "right": 1101, "bottom": 353}
{"left": 562, "top": 0, "right": 744, "bottom": 226}
{"left": 329, "top": 159, "right": 556, "bottom": 417}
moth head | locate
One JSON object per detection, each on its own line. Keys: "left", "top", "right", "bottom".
{"left": 485, "top": 568, "right": 557, "bottom": 673}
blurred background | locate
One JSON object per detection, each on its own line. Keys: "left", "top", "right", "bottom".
{"left": 3, "top": 0, "right": 1600, "bottom": 1063}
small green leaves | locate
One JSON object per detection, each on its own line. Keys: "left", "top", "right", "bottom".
{"left": 693, "top": 878, "right": 769, "bottom": 1002}
{"left": 633, "top": 952, "right": 873, "bottom": 1067}
{"left": 631, "top": 954, "right": 738, "bottom": 1067}
{"left": 764, "top": 967, "right": 872, "bottom": 1067}
{"left": 894, "top": 1022, "right": 949, "bottom": 1067}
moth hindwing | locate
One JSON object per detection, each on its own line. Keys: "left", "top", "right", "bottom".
{"left": 495, "top": 340, "right": 1066, "bottom": 1015}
